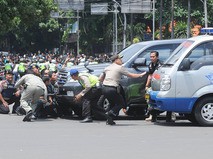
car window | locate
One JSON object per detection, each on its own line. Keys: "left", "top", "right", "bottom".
{"left": 138, "top": 44, "right": 180, "bottom": 65}
{"left": 119, "top": 43, "right": 146, "bottom": 63}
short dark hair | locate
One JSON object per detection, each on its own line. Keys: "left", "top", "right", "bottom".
{"left": 150, "top": 51, "right": 159, "bottom": 57}
{"left": 42, "top": 76, "right": 50, "bottom": 83}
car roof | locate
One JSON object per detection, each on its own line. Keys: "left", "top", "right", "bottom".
{"left": 135, "top": 39, "right": 186, "bottom": 46}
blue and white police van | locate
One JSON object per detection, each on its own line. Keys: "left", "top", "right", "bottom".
{"left": 149, "top": 28, "right": 213, "bottom": 126}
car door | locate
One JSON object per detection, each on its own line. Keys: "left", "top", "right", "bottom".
{"left": 123, "top": 43, "right": 181, "bottom": 104}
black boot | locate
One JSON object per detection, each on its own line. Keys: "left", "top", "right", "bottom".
{"left": 23, "top": 111, "right": 37, "bottom": 122}
{"left": 16, "top": 106, "right": 26, "bottom": 116}
{"left": 106, "top": 111, "right": 116, "bottom": 125}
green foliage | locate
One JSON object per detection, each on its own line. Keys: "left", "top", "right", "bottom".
{"left": 0, "top": 0, "right": 213, "bottom": 53}
{"left": 174, "top": 21, "right": 187, "bottom": 38}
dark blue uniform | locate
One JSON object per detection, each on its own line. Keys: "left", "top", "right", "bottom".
{"left": 0, "top": 81, "right": 20, "bottom": 114}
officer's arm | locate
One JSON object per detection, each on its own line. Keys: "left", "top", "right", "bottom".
{"left": 79, "top": 76, "right": 91, "bottom": 96}
{"left": 0, "top": 93, "right": 8, "bottom": 107}
{"left": 99, "top": 72, "right": 105, "bottom": 82}
{"left": 127, "top": 71, "right": 147, "bottom": 78}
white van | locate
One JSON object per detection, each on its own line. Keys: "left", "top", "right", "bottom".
{"left": 149, "top": 29, "right": 213, "bottom": 126}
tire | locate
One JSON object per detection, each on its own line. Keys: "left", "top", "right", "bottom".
{"left": 98, "top": 95, "right": 110, "bottom": 112}
{"left": 194, "top": 97, "right": 213, "bottom": 126}
{"left": 126, "top": 107, "right": 146, "bottom": 118}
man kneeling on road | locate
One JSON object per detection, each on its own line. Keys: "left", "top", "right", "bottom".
{"left": 70, "top": 69, "right": 114, "bottom": 125}
{"left": 15, "top": 70, "right": 48, "bottom": 122}
{"left": 0, "top": 71, "right": 21, "bottom": 114}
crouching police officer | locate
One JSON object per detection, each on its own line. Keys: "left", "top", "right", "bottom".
{"left": 15, "top": 70, "right": 47, "bottom": 122}
{"left": 0, "top": 71, "right": 21, "bottom": 114}
{"left": 70, "top": 69, "right": 113, "bottom": 124}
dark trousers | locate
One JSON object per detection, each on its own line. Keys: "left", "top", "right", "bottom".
{"left": 102, "top": 85, "right": 125, "bottom": 117}
{"left": 82, "top": 87, "right": 106, "bottom": 119}
{"left": 0, "top": 95, "right": 20, "bottom": 114}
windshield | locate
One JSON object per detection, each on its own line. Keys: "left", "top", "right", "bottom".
{"left": 118, "top": 43, "right": 146, "bottom": 63}
{"left": 165, "top": 40, "right": 194, "bottom": 65}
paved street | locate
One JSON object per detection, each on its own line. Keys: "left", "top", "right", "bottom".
{"left": 1, "top": 114, "right": 213, "bottom": 159}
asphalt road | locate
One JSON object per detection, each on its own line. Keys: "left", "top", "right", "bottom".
{"left": 1, "top": 113, "right": 213, "bottom": 159}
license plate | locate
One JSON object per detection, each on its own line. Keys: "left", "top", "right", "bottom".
{"left": 145, "top": 93, "right": 150, "bottom": 100}
{"left": 67, "top": 91, "right": 74, "bottom": 96}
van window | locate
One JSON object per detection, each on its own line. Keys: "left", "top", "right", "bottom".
{"left": 190, "top": 55, "right": 213, "bottom": 70}
{"left": 166, "top": 40, "right": 194, "bottom": 65}
{"left": 186, "top": 41, "right": 213, "bottom": 70}
{"left": 138, "top": 44, "right": 180, "bottom": 65}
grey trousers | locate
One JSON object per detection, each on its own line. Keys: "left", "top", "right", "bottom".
{"left": 0, "top": 104, "right": 9, "bottom": 114}
{"left": 20, "top": 86, "right": 45, "bottom": 113}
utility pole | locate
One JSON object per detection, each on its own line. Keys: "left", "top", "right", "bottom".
{"left": 77, "top": 10, "right": 80, "bottom": 57}
{"left": 187, "top": 0, "right": 191, "bottom": 38}
{"left": 200, "top": 0, "right": 208, "bottom": 28}
{"left": 159, "top": 0, "right": 163, "bottom": 40}
{"left": 204, "top": 0, "right": 208, "bottom": 28}
{"left": 114, "top": 2, "right": 118, "bottom": 54}
{"left": 171, "top": 0, "right": 174, "bottom": 39}
{"left": 152, "top": 0, "right": 155, "bottom": 40}
{"left": 113, "top": 0, "right": 127, "bottom": 49}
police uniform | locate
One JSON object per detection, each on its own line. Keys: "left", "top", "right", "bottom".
{"left": 0, "top": 71, "right": 20, "bottom": 114}
{"left": 101, "top": 62, "right": 128, "bottom": 118}
{"left": 15, "top": 74, "right": 47, "bottom": 121}
{"left": 70, "top": 69, "right": 108, "bottom": 123}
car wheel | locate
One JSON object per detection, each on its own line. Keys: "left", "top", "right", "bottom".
{"left": 98, "top": 95, "right": 110, "bottom": 112}
{"left": 126, "top": 107, "right": 146, "bottom": 118}
{"left": 194, "top": 97, "right": 213, "bottom": 126}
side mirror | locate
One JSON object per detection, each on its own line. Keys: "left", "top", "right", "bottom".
{"left": 132, "top": 58, "right": 146, "bottom": 67}
{"left": 84, "top": 61, "right": 89, "bottom": 67}
{"left": 84, "top": 61, "right": 94, "bottom": 73}
{"left": 179, "top": 58, "right": 190, "bottom": 71}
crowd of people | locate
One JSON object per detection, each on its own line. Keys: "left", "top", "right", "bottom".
{"left": 0, "top": 50, "right": 174, "bottom": 124}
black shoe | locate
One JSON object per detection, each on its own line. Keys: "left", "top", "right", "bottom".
{"left": 23, "top": 111, "right": 37, "bottom": 122}
{"left": 80, "top": 117, "right": 93, "bottom": 123}
{"left": 151, "top": 116, "right": 157, "bottom": 122}
{"left": 16, "top": 107, "right": 26, "bottom": 116}
{"left": 106, "top": 115, "right": 116, "bottom": 125}
{"left": 106, "top": 119, "right": 116, "bottom": 125}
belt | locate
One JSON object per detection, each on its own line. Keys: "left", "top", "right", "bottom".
{"left": 103, "top": 85, "right": 117, "bottom": 88}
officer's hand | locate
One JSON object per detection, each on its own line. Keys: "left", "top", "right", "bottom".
{"left": 3, "top": 101, "right": 8, "bottom": 107}
{"left": 14, "top": 91, "right": 20, "bottom": 97}
{"left": 122, "top": 108, "right": 127, "bottom": 115}
{"left": 140, "top": 72, "right": 147, "bottom": 77}
{"left": 74, "top": 94, "right": 82, "bottom": 102}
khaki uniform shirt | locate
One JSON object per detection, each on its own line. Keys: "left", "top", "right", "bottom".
{"left": 103, "top": 63, "right": 129, "bottom": 87}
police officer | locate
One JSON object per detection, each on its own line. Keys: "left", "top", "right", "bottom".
{"left": 0, "top": 71, "right": 21, "bottom": 114}
{"left": 18, "top": 58, "right": 27, "bottom": 77}
{"left": 15, "top": 71, "right": 47, "bottom": 122}
{"left": 4, "top": 59, "right": 13, "bottom": 71}
{"left": 70, "top": 69, "right": 111, "bottom": 123}
{"left": 30, "top": 64, "right": 41, "bottom": 77}
{"left": 99, "top": 54, "right": 146, "bottom": 125}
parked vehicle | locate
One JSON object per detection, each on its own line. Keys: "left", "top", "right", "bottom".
{"left": 149, "top": 30, "right": 213, "bottom": 126}
{"left": 57, "top": 39, "right": 185, "bottom": 117}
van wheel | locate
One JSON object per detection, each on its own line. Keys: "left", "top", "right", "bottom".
{"left": 194, "top": 97, "right": 213, "bottom": 126}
